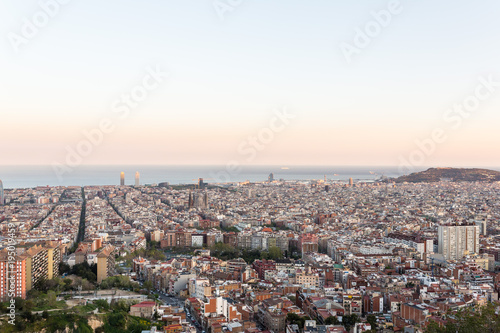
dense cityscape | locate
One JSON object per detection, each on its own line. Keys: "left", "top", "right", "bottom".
{"left": 3, "top": 0, "right": 500, "bottom": 331}
{"left": 1, "top": 173, "right": 500, "bottom": 332}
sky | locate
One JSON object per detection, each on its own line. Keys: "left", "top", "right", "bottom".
{"left": 1, "top": 0, "right": 499, "bottom": 167}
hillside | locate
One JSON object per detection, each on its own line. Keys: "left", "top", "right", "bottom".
{"left": 394, "top": 167, "right": 500, "bottom": 183}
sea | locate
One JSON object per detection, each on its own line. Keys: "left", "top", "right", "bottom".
{"left": 0, "top": 165, "right": 447, "bottom": 189}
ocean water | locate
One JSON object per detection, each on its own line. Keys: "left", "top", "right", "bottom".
{"left": 0, "top": 165, "right": 428, "bottom": 189}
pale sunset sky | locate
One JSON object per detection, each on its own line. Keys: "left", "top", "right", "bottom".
{"left": 1, "top": 0, "right": 499, "bottom": 166}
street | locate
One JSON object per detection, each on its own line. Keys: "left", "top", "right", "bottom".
{"left": 156, "top": 293, "right": 202, "bottom": 333}
{"left": 157, "top": 293, "right": 184, "bottom": 308}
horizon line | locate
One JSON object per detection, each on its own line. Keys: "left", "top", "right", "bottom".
{"left": 1, "top": 164, "right": 500, "bottom": 168}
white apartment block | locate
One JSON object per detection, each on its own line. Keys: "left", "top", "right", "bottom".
{"left": 438, "top": 225, "right": 479, "bottom": 260}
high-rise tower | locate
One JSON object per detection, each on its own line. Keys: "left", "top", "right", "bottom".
{"left": 268, "top": 173, "right": 274, "bottom": 182}
{"left": 0, "top": 179, "right": 4, "bottom": 205}
{"left": 438, "top": 224, "right": 479, "bottom": 260}
{"left": 120, "top": 172, "right": 125, "bottom": 186}
{"left": 135, "top": 172, "right": 140, "bottom": 186}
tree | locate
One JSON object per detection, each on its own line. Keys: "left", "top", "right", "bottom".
{"left": 94, "top": 299, "right": 110, "bottom": 312}
{"left": 342, "top": 314, "right": 359, "bottom": 332}
{"left": 21, "top": 310, "right": 35, "bottom": 323}
{"left": 425, "top": 303, "right": 500, "bottom": 332}
{"left": 325, "top": 316, "right": 339, "bottom": 325}
{"left": 241, "top": 249, "right": 262, "bottom": 264}
{"left": 23, "top": 299, "right": 34, "bottom": 312}
{"left": 143, "top": 280, "right": 153, "bottom": 292}
{"left": 287, "top": 313, "right": 300, "bottom": 321}
{"left": 210, "top": 242, "right": 239, "bottom": 261}
{"left": 148, "top": 240, "right": 160, "bottom": 250}
{"left": 81, "top": 279, "right": 95, "bottom": 291}
{"left": 425, "top": 321, "right": 444, "bottom": 333}
{"left": 59, "top": 262, "right": 71, "bottom": 275}
{"left": 220, "top": 226, "right": 239, "bottom": 233}
{"left": 14, "top": 316, "right": 26, "bottom": 331}
{"left": 268, "top": 246, "right": 283, "bottom": 260}
{"left": 271, "top": 222, "right": 290, "bottom": 231}
{"left": 71, "top": 262, "right": 97, "bottom": 282}
{"left": 47, "top": 290, "right": 57, "bottom": 307}
{"left": 108, "top": 312, "right": 126, "bottom": 329}
{"left": 287, "top": 313, "right": 308, "bottom": 329}
{"left": 261, "top": 251, "right": 270, "bottom": 260}
{"left": 111, "top": 299, "right": 132, "bottom": 312}
{"left": 100, "top": 275, "right": 140, "bottom": 290}
{"left": 127, "top": 316, "right": 152, "bottom": 333}
{"left": 14, "top": 297, "right": 26, "bottom": 311}
{"left": 366, "top": 314, "right": 377, "bottom": 330}
{"left": 63, "top": 278, "right": 73, "bottom": 291}
{"left": 75, "top": 319, "right": 93, "bottom": 333}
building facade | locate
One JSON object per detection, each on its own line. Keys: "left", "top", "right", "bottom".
{"left": 438, "top": 224, "right": 479, "bottom": 260}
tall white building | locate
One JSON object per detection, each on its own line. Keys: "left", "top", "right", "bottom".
{"left": 438, "top": 224, "right": 479, "bottom": 260}
{"left": 135, "top": 172, "right": 140, "bottom": 186}
{"left": 191, "top": 234, "right": 204, "bottom": 247}
{"left": 475, "top": 220, "right": 487, "bottom": 236}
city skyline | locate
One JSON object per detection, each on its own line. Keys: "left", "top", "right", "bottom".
{"left": 2, "top": 2, "right": 500, "bottom": 331}
{"left": 1, "top": 1, "right": 500, "bottom": 167}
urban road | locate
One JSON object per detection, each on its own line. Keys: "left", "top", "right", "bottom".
{"left": 158, "top": 293, "right": 202, "bottom": 333}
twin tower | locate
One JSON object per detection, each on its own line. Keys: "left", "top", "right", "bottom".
{"left": 120, "top": 172, "right": 140, "bottom": 186}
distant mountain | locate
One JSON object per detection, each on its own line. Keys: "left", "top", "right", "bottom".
{"left": 394, "top": 167, "right": 500, "bottom": 183}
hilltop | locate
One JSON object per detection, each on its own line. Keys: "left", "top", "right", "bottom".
{"left": 394, "top": 167, "right": 500, "bottom": 183}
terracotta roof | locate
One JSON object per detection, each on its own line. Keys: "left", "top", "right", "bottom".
{"left": 131, "top": 301, "right": 156, "bottom": 308}
{"left": 97, "top": 245, "right": 115, "bottom": 258}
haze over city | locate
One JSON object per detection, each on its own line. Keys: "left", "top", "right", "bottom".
{"left": 1, "top": 1, "right": 500, "bottom": 167}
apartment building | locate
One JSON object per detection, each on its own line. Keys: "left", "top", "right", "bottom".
{"left": 296, "top": 268, "right": 319, "bottom": 288}
{"left": 24, "top": 244, "right": 49, "bottom": 291}
{"left": 97, "top": 245, "right": 115, "bottom": 284}
{"left": 438, "top": 224, "right": 479, "bottom": 260}
{"left": 0, "top": 249, "right": 27, "bottom": 301}
{"left": 45, "top": 241, "right": 63, "bottom": 280}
